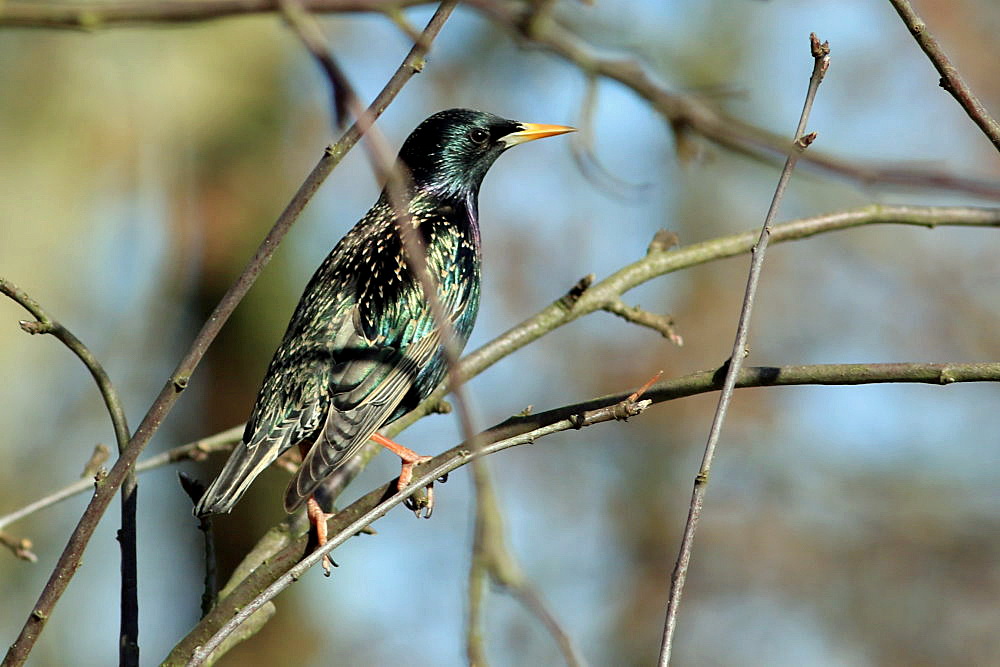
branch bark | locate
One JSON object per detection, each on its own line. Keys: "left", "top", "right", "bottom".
{"left": 887, "top": 0, "right": 1000, "bottom": 152}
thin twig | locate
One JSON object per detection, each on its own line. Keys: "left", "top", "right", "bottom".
{"left": 80, "top": 444, "right": 111, "bottom": 479}
{"left": 603, "top": 299, "right": 683, "bottom": 346}
{"left": 657, "top": 34, "right": 830, "bottom": 666}
{"left": 174, "top": 358, "right": 1000, "bottom": 663}
{"left": 0, "top": 532, "right": 37, "bottom": 563}
{"left": 0, "top": 278, "right": 138, "bottom": 666}
{"left": 0, "top": 425, "right": 242, "bottom": 532}
{"left": 887, "top": 0, "right": 1000, "bottom": 152}
{"left": 1, "top": 4, "right": 456, "bottom": 663}
{"left": 178, "top": 473, "right": 218, "bottom": 618}
{"left": 570, "top": 74, "right": 648, "bottom": 199}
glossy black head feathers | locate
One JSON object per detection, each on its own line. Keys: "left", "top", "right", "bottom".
{"left": 399, "top": 108, "right": 574, "bottom": 198}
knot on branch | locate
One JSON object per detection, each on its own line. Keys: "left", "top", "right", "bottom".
{"left": 647, "top": 229, "right": 680, "bottom": 255}
{"left": 18, "top": 320, "right": 50, "bottom": 335}
{"left": 795, "top": 131, "right": 818, "bottom": 149}
{"left": 558, "top": 274, "right": 594, "bottom": 310}
{"left": 428, "top": 399, "right": 452, "bottom": 415}
{"left": 612, "top": 397, "right": 651, "bottom": 421}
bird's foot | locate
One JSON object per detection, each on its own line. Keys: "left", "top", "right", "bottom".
{"left": 370, "top": 432, "right": 437, "bottom": 518}
{"left": 398, "top": 456, "right": 435, "bottom": 518}
{"left": 306, "top": 496, "right": 336, "bottom": 576}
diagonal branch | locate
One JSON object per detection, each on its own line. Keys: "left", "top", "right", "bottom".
{"left": 657, "top": 33, "right": 829, "bottom": 665}
{"left": 1, "top": 5, "right": 457, "bottom": 664}
{"left": 887, "top": 0, "right": 1000, "bottom": 152}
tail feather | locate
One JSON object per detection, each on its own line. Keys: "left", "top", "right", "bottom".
{"left": 193, "top": 438, "right": 283, "bottom": 517}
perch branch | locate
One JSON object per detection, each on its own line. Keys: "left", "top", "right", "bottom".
{"left": 166, "top": 360, "right": 1000, "bottom": 664}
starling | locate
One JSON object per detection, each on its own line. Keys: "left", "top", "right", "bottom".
{"left": 194, "top": 109, "right": 574, "bottom": 566}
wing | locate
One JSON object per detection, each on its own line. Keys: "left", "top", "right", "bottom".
{"left": 283, "top": 327, "right": 443, "bottom": 511}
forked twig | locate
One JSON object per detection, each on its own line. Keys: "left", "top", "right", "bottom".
{"left": 0, "top": 278, "right": 138, "bottom": 665}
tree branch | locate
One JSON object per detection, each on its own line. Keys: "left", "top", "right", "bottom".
{"left": 658, "top": 33, "right": 829, "bottom": 665}
{"left": 887, "top": 0, "right": 1000, "bottom": 152}
{"left": 0, "top": 278, "right": 139, "bottom": 666}
{"left": 1, "top": 4, "right": 457, "bottom": 663}
{"left": 603, "top": 298, "right": 683, "bottom": 346}
{"left": 0, "top": 532, "right": 37, "bottom": 563}
{"left": 165, "top": 360, "right": 1000, "bottom": 664}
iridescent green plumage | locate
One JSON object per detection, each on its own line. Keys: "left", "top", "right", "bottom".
{"left": 194, "top": 109, "right": 573, "bottom": 517}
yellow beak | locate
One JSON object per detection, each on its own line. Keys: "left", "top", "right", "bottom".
{"left": 501, "top": 122, "right": 577, "bottom": 147}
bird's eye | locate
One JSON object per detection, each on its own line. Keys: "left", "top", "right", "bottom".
{"left": 469, "top": 128, "right": 489, "bottom": 145}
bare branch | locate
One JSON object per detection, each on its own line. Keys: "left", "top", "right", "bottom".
{"left": 658, "top": 33, "right": 830, "bottom": 665}
{"left": 0, "top": 425, "right": 242, "bottom": 532}
{"left": 79, "top": 444, "right": 111, "bottom": 479}
{"left": 178, "top": 473, "right": 218, "bottom": 619}
{"left": 0, "top": 277, "right": 138, "bottom": 665}
{"left": 1, "top": 3, "right": 457, "bottom": 662}
{"left": 187, "top": 388, "right": 653, "bottom": 664}
{"left": 0, "top": 532, "right": 37, "bottom": 563}
{"left": 887, "top": 0, "right": 1000, "bottom": 151}
{"left": 603, "top": 299, "right": 683, "bottom": 345}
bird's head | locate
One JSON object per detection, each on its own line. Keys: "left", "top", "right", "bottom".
{"left": 397, "top": 108, "right": 575, "bottom": 200}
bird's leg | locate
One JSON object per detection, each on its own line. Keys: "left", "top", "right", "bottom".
{"left": 370, "top": 432, "right": 435, "bottom": 516}
{"left": 298, "top": 442, "right": 335, "bottom": 575}
{"left": 306, "top": 497, "right": 335, "bottom": 576}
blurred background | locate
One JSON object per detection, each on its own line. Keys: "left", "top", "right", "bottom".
{"left": 2, "top": 0, "right": 1000, "bottom": 664}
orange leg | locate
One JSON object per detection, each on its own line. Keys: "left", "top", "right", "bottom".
{"left": 306, "top": 497, "right": 335, "bottom": 576}
{"left": 370, "top": 432, "right": 432, "bottom": 489}
{"left": 298, "top": 442, "right": 336, "bottom": 575}
{"left": 370, "top": 432, "right": 435, "bottom": 516}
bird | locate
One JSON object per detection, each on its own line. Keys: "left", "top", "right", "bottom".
{"left": 194, "top": 108, "right": 574, "bottom": 571}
